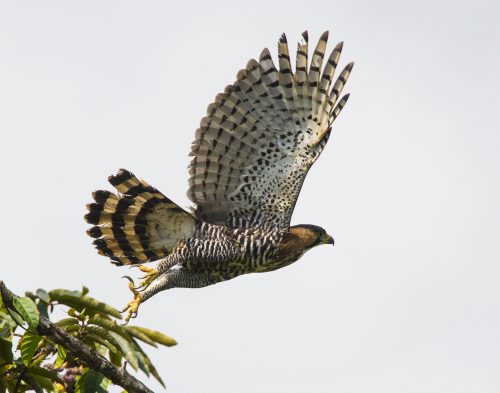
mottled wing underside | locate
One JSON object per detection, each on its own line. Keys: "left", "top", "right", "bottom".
{"left": 85, "top": 169, "right": 196, "bottom": 265}
{"left": 188, "top": 31, "right": 353, "bottom": 230}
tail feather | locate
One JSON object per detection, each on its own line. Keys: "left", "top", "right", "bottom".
{"left": 85, "top": 169, "right": 196, "bottom": 266}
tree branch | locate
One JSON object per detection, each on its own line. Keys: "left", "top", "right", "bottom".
{"left": 0, "top": 281, "right": 154, "bottom": 393}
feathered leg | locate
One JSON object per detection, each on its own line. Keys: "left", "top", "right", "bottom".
{"left": 132, "top": 252, "right": 184, "bottom": 292}
{"left": 122, "top": 266, "right": 212, "bottom": 323}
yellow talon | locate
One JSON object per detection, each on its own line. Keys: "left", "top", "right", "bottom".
{"left": 135, "top": 265, "right": 159, "bottom": 291}
{"left": 120, "top": 277, "right": 143, "bottom": 324}
{"left": 122, "top": 291, "right": 142, "bottom": 324}
{"left": 120, "top": 266, "right": 159, "bottom": 323}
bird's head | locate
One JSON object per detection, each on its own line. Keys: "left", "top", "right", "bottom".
{"left": 289, "top": 224, "right": 334, "bottom": 250}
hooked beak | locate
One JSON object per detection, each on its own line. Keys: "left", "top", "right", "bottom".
{"left": 325, "top": 234, "right": 334, "bottom": 246}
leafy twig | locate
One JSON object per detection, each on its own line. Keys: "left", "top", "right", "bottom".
{"left": 0, "top": 281, "right": 154, "bottom": 393}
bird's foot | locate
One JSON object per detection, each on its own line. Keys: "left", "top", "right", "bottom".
{"left": 134, "top": 265, "right": 160, "bottom": 292}
{"left": 121, "top": 277, "right": 143, "bottom": 324}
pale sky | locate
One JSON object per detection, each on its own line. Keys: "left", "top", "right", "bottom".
{"left": 1, "top": 1, "right": 499, "bottom": 392}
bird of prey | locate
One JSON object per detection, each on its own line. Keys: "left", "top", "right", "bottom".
{"left": 85, "top": 31, "right": 353, "bottom": 322}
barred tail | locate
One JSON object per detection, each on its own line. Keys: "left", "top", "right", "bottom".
{"left": 84, "top": 169, "right": 196, "bottom": 266}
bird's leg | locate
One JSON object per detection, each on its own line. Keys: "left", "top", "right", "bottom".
{"left": 121, "top": 272, "right": 178, "bottom": 323}
{"left": 122, "top": 268, "right": 213, "bottom": 323}
{"left": 121, "top": 277, "right": 143, "bottom": 324}
{"left": 122, "top": 270, "right": 180, "bottom": 323}
{"left": 133, "top": 264, "right": 160, "bottom": 292}
{"left": 133, "top": 255, "right": 181, "bottom": 292}
{"left": 122, "top": 256, "right": 182, "bottom": 322}
{"left": 156, "top": 254, "right": 183, "bottom": 274}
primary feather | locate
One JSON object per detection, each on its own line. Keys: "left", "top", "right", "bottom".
{"left": 188, "top": 31, "right": 352, "bottom": 230}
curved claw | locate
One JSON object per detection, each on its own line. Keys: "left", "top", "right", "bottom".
{"left": 119, "top": 266, "right": 158, "bottom": 324}
{"left": 121, "top": 292, "right": 142, "bottom": 325}
{"left": 122, "top": 275, "right": 135, "bottom": 285}
{"left": 119, "top": 275, "right": 143, "bottom": 324}
{"left": 121, "top": 276, "right": 139, "bottom": 295}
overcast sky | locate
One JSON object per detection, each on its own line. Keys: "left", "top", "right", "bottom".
{"left": 1, "top": 1, "right": 499, "bottom": 392}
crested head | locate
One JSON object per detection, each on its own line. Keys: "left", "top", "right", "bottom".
{"left": 289, "top": 224, "right": 334, "bottom": 250}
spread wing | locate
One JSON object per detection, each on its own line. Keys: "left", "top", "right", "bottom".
{"left": 188, "top": 31, "right": 353, "bottom": 230}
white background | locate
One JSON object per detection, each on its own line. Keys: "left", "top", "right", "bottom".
{"left": 1, "top": 1, "right": 499, "bottom": 392}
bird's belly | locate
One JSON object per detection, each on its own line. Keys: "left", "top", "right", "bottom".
{"left": 186, "top": 252, "right": 300, "bottom": 285}
{"left": 197, "top": 259, "right": 248, "bottom": 283}
{"left": 182, "top": 233, "right": 290, "bottom": 281}
{"left": 253, "top": 255, "right": 299, "bottom": 273}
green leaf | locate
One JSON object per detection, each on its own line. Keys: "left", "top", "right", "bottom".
{"left": 13, "top": 297, "right": 39, "bottom": 329}
{"left": 84, "top": 334, "right": 118, "bottom": 355}
{"left": 29, "top": 348, "right": 49, "bottom": 367}
{"left": 57, "top": 344, "right": 67, "bottom": 359}
{"left": 49, "top": 289, "right": 82, "bottom": 298}
{"left": 82, "top": 286, "right": 89, "bottom": 296}
{"left": 27, "top": 365, "right": 64, "bottom": 384}
{"left": 108, "top": 349, "right": 122, "bottom": 367}
{"left": 78, "top": 308, "right": 89, "bottom": 322}
{"left": 35, "top": 289, "right": 50, "bottom": 304}
{"left": 75, "top": 369, "right": 107, "bottom": 393}
{"left": 27, "top": 376, "right": 52, "bottom": 392}
{"left": 65, "top": 324, "right": 80, "bottom": 333}
{"left": 50, "top": 292, "right": 121, "bottom": 319}
{"left": 0, "top": 311, "right": 17, "bottom": 330}
{"left": 126, "top": 337, "right": 150, "bottom": 376}
{"left": 24, "top": 291, "right": 36, "bottom": 301}
{"left": 55, "top": 317, "right": 79, "bottom": 328}
{"left": 21, "top": 373, "right": 43, "bottom": 393}
{"left": 108, "top": 331, "right": 143, "bottom": 372}
{"left": 85, "top": 326, "right": 120, "bottom": 352}
{"left": 125, "top": 326, "right": 158, "bottom": 347}
{"left": 147, "top": 359, "right": 165, "bottom": 388}
{"left": 54, "top": 345, "right": 66, "bottom": 367}
{"left": 5, "top": 379, "right": 18, "bottom": 392}
{"left": 0, "top": 320, "right": 11, "bottom": 338}
{"left": 0, "top": 337, "right": 13, "bottom": 363}
{"left": 99, "top": 376, "right": 111, "bottom": 391}
{"left": 131, "top": 326, "right": 177, "bottom": 347}
{"left": 7, "top": 308, "right": 25, "bottom": 327}
{"left": 20, "top": 330, "right": 41, "bottom": 366}
{"left": 135, "top": 344, "right": 165, "bottom": 387}
{"left": 88, "top": 315, "right": 131, "bottom": 340}
{"left": 36, "top": 301, "right": 48, "bottom": 319}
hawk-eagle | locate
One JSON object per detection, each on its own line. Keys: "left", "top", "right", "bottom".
{"left": 85, "top": 31, "right": 353, "bottom": 322}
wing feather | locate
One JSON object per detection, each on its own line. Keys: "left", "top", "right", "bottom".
{"left": 188, "top": 32, "right": 353, "bottom": 229}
